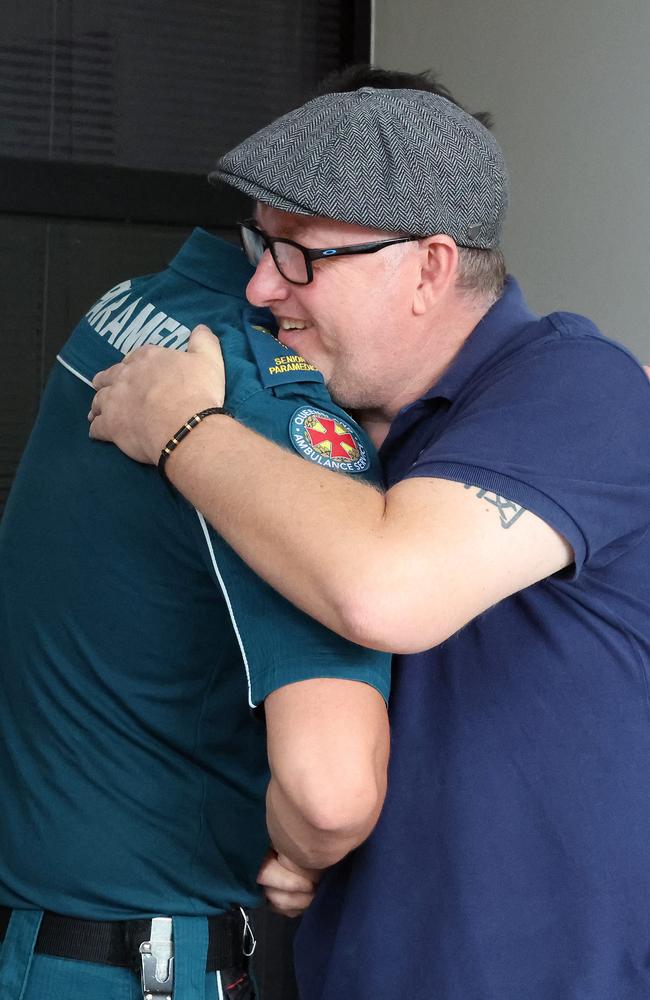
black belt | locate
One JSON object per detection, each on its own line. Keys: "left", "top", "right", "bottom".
{"left": 0, "top": 906, "right": 246, "bottom": 972}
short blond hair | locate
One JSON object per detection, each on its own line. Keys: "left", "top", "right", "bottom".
{"left": 456, "top": 247, "right": 506, "bottom": 305}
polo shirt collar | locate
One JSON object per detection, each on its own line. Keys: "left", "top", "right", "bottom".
{"left": 425, "top": 276, "right": 539, "bottom": 403}
{"left": 169, "top": 227, "right": 254, "bottom": 296}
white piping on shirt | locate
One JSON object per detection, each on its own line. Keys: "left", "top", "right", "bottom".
{"left": 196, "top": 511, "right": 255, "bottom": 709}
{"left": 56, "top": 350, "right": 255, "bottom": 708}
{"left": 56, "top": 354, "right": 94, "bottom": 388}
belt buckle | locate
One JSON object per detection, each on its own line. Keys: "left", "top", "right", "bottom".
{"left": 139, "top": 916, "right": 174, "bottom": 999}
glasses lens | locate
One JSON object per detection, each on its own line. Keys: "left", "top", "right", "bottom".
{"left": 240, "top": 225, "right": 265, "bottom": 267}
{"left": 272, "top": 241, "right": 309, "bottom": 284}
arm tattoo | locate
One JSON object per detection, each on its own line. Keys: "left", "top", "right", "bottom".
{"left": 463, "top": 484, "right": 527, "bottom": 530}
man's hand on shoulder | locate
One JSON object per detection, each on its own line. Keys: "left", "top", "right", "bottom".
{"left": 88, "top": 325, "right": 226, "bottom": 463}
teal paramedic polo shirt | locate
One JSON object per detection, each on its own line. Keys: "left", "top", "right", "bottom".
{"left": 0, "top": 229, "right": 390, "bottom": 920}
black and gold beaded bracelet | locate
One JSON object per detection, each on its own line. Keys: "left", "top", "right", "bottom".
{"left": 157, "top": 406, "right": 226, "bottom": 481}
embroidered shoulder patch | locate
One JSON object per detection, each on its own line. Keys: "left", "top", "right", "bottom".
{"left": 289, "top": 406, "right": 370, "bottom": 474}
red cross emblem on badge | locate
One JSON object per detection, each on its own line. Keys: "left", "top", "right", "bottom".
{"left": 304, "top": 414, "right": 361, "bottom": 461}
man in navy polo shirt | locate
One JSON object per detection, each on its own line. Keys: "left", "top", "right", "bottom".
{"left": 90, "top": 77, "right": 650, "bottom": 1000}
{"left": 0, "top": 229, "right": 391, "bottom": 999}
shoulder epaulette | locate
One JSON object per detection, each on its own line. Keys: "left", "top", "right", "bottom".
{"left": 243, "top": 308, "right": 324, "bottom": 390}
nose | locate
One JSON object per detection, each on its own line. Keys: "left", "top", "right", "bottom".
{"left": 246, "top": 249, "right": 291, "bottom": 308}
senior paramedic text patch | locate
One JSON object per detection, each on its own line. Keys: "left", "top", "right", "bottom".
{"left": 289, "top": 406, "right": 370, "bottom": 473}
{"left": 244, "top": 312, "right": 324, "bottom": 389}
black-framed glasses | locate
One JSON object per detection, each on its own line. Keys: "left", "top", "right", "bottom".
{"left": 238, "top": 219, "right": 420, "bottom": 285}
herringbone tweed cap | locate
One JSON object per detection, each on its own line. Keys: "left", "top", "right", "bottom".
{"left": 210, "top": 87, "right": 509, "bottom": 248}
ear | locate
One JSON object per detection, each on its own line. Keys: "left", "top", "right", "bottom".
{"left": 412, "top": 236, "right": 459, "bottom": 316}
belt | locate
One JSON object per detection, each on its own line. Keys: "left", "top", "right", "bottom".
{"left": 0, "top": 906, "right": 246, "bottom": 972}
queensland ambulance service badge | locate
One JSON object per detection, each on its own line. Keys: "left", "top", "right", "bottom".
{"left": 289, "top": 406, "right": 370, "bottom": 474}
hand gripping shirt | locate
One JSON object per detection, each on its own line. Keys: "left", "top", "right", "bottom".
{"left": 0, "top": 229, "right": 390, "bottom": 920}
{"left": 296, "top": 277, "right": 650, "bottom": 1000}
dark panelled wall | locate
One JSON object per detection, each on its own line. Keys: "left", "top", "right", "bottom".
{"left": 0, "top": 1, "right": 370, "bottom": 996}
{"left": 1, "top": 0, "right": 371, "bottom": 508}
{"left": 1, "top": 0, "right": 360, "bottom": 171}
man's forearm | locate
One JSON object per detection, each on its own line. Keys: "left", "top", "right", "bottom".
{"left": 89, "top": 329, "right": 392, "bottom": 642}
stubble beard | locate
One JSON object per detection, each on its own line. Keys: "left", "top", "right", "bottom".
{"left": 325, "top": 366, "right": 382, "bottom": 414}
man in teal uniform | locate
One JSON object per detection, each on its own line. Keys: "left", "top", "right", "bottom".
{"left": 0, "top": 228, "right": 391, "bottom": 999}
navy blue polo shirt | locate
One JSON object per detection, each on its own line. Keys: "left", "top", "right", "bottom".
{"left": 0, "top": 230, "right": 390, "bottom": 920}
{"left": 296, "top": 277, "right": 650, "bottom": 1000}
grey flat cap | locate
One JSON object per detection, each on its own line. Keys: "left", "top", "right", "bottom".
{"left": 210, "top": 87, "right": 509, "bottom": 248}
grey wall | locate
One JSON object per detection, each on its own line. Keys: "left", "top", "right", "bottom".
{"left": 373, "top": 0, "right": 650, "bottom": 358}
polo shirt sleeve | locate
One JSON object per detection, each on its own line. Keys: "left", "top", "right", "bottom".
{"left": 404, "top": 331, "right": 650, "bottom": 577}
{"left": 195, "top": 519, "right": 391, "bottom": 708}
{"left": 187, "top": 348, "right": 391, "bottom": 708}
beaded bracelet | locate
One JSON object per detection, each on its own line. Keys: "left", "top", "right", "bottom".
{"left": 157, "top": 406, "right": 226, "bottom": 481}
